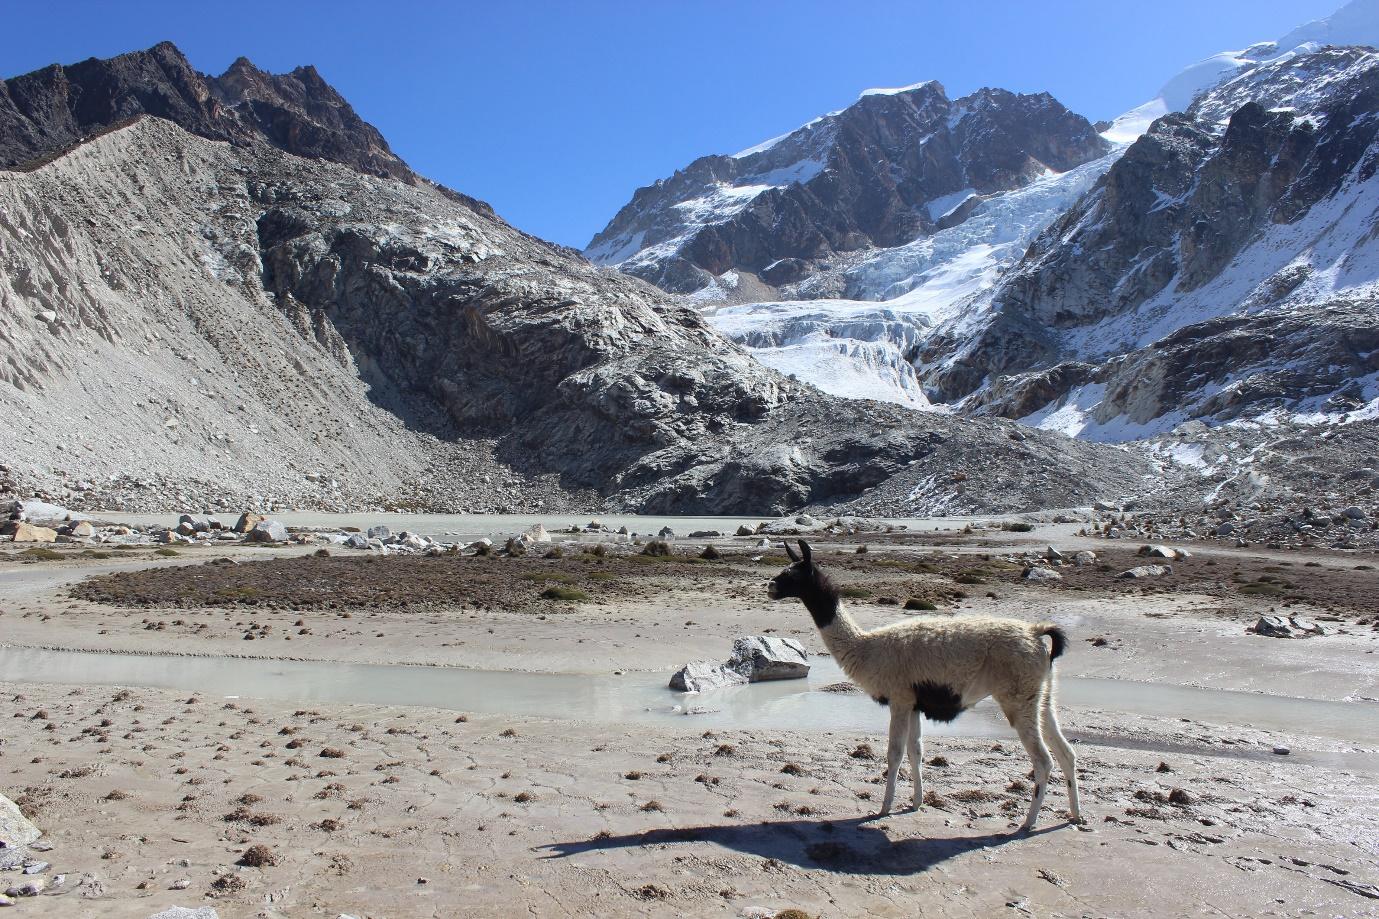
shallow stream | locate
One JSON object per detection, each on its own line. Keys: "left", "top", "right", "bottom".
{"left": 3, "top": 647, "right": 1376, "bottom": 748}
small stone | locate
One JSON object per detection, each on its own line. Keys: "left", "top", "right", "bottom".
{"left": 70, "top": 521, "right": 95, "bottom": 538}
{"left": 170, "top": 878, "right": 191, "bottom": 890}
{"left": 146, "top": 908, "right": 220, "bottom": 919}
{"left": 367, "top": 525, "right": 391, "bottom": 540}
{"left": 1073, "top": 550, "right": 1097, "bottom": 566}
{"left": 1023, "top": 566, "right": 1062, "bottom": 582}
{"left": 1272, "top": 746, "right": 1290, "bottom": 756}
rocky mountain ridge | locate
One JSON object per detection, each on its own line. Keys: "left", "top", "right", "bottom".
{"left": 0, "top": 45, "right": 1148, "bottom": 516}
{"left": 586, "top": 81, "right": 1107, "bottom": 297}
{"left": 934, "top": 46, "right": 1379, "bottom": 436}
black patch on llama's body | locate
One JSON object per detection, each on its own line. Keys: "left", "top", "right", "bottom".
{"left": 874, "top": 695, "right": 889, "bottom": 707}
{"left": 913, "top": 680, "right": 965, "bottom": 722}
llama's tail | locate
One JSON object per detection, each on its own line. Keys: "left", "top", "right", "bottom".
{"left": 1034, "top": 623, "right": 1067, "bottom": 662}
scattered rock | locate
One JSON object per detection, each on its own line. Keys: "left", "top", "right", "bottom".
{"left": 247, "top": 520, "right": 289, "bottom": 542}
{"left": 1138, "top": 544, "right": 1188, "bottom": 560}
{"left": 1072, "top": 550, "right": 1097, "bottom": 566}
{"left": 69, "top": 520, "right": 95, "bottom": 538}
{"left": 1023, "top": 566, "right": 1062, "bottom": 582}
{"left": 735, "top": 524, "right": 756, "bottom": 537}
{"left": 3, "top": 521, "right": 58, "bottom": 543}
{"left": 730, "top": 636, "right": 809, "bottom": 682}
{"left": 0, "top": 794, "right": 40, "bottom": 849}
{"left": 367, "top": 525, "right": 391, "bottom": 540}
{"left": 670, "top": 636, "right": 809, "bottom": 691}
{"left": 1118, "top": 564, "right": 1172, "bottom": 579}
{"left": 231, "top": 512, "right": 263, "bottom": 533}
{"left": 146, "top": 908, "right": 220, "bottom": 919}
{"left": 1252, "top": 616, "right": 1327, "bottom": 639}
{"left": 668, "top": 660, "right": 748, "bottom": 693}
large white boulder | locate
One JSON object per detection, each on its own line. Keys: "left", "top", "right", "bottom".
{"left": 0, "top": 794, "right": 40, "bottom": 849}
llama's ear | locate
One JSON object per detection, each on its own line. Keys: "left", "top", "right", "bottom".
{"left": 783, "top": 541, "right": 800, "bottom": 563}
{"left": 798, "top": 539, "right": 812, "bottom": 564}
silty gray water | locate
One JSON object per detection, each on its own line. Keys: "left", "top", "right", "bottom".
{"left": 2, "top": 647, "right": 1376, "bottom": 747}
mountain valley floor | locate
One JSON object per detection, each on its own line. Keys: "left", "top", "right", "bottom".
{"left": 1, "top": 523, "right": 1377, "bottom": 917}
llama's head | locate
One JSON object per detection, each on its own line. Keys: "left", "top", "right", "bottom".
{"left": 768, "top": 539, "right": 819, "bottom": 600}
{"left": 768, "top": 540, "right": 839, "bottom": 626}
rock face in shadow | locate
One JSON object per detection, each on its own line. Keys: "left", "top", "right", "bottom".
{"left": 0, "top": 40, "right": 420, "bottom": 189}
{"left": 0, "top": 44, "right": 1148, "bottom": 514}
{"left": 586, "top": 82, "right": 1108, "bottom": 295}
{"left": 923, "top": 48, "right": 1379, "bottom": 431}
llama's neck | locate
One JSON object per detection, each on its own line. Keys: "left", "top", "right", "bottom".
{"left": 798, "top": 585, "right": 864, "bottom": 656}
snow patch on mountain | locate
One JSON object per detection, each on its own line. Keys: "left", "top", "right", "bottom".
{"left": 1104, "top": 0, "right": 1379, "bottom": 143}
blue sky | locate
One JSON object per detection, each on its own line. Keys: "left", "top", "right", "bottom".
{"left": 1, "top": 0, "right": 1342, "bottom": 247}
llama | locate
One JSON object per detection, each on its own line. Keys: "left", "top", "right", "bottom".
{"left": 768, "top": 539, "right": 1080, "bottom": 831}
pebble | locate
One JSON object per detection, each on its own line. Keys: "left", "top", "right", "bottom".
{"left": 1272, "top": 746, "right": 1291, "bottom": 756}
{"left": 21, "top": 861, "right": 48, "bottom": 874}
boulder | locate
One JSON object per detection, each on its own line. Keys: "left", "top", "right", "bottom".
{"left": 735, "top": 524, "right": 756, "bottom": 537}
{"left": 367, "top": 525, "right": 391, "bottom": 540}
{"left": 1023, "top": 566, "right": 1063, "bottom": 582}
{"left": 668, "top": 660, "right": 747, "bottom": 693}
{"left": 247, "top": 520, "right": 289, "bottom": 542}
{"left": 232, "top": 512, "right": 264, "bottom": 534}
{"left": 344, "top": 534, "right": 369, "bottom": 550}
{"left": 177, "top": 514, "right": 212, "bottom": 534}
{"left": 1072, "top": 550, "right": 1097, "bottom": 566}
{"left": 1251, "top": 615, "right": 1328, "bottom": 639}
{"left": 1213, "top": 521, "right": 1236, "bottom": 536}
{"left": 729, "top": 636, "right": 809, "bottom": 682}
{"left": 5, "top": 522, "right": 58, "bottom": 542}
{"left": 524, "top": 524, "right": 550, "bottom": 544}
{"left": 795, "top": 515, "right": 816, "bottom": 526}
{"left": 69, "top": 521, "right": 95, "bottom": 538}
{"left": 1342, "top": 506, "right": 1366, "bottom": 520}
{"left": 689, "top": 530, "right": 721, "bottom": 538}
{"left": 1093, "top": 500, "right": 1120, "bottom": 512}
{"left": 0, "top": 795, "right": 40, "bottom": 849}
{"left": 1044, "top": 546, "right": 1064, "bottom": 561}
{"left": 657, "top": 527, "right": 675, "bottom": 539}
{"left": 670, "top": 636, "right": 810, "bottom": 692}
{"left": 504, "top": 537, "right": 527, "bottom": 556}
{"left": 1138, "top": 544, "right": 1182, "bottom": 560}
{"left": 1118, "top": 564, "right": 1172, "bottom": 579}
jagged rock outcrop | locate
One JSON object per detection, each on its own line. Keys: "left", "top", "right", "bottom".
{"left": 586, "top": 82, "right": 1107, "bottom": 296}
{"left": 922, "top": 47, "right": 1379, "bottom": 435}
{"left": 0, "top": 41, "right": 469, "bottom": 200}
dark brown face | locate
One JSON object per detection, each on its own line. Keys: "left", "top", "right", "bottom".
{"left": 766, "top": 539, "right": 814, "bottom": 600}
{"left": 767, "top": 562, "right": 811, "bottom": 600}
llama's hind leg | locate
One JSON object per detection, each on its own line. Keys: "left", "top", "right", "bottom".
{"left": 877, "top": 705, "right": 909, "bottom": 817}
{"left": 1041, "top": 690, "right": 1081, "bottom": 822}
{"left": 1000, "top": 692, "right": 1053, "bottom": 832}
{"left": 907, "top": 710, "right": 924, "bottom": 810}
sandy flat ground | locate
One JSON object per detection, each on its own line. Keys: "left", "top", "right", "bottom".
{"left": 1, "top": 532, "right": 1378, "bottom": 917}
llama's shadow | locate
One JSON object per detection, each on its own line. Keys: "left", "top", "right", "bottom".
{"left": 538, "top": 814, "right": 1066, "bottom": 875}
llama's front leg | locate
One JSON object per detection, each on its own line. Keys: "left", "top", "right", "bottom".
{"left": 877, "top": 705, "right": 909, "bottom": 817}
{"left": 907, "top": 710, "right": 924, "bottom": 810}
